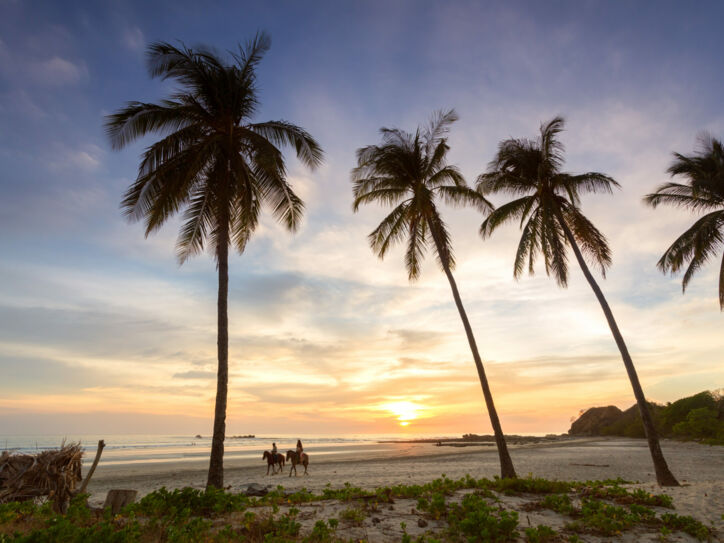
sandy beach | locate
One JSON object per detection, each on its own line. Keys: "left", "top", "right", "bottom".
{"left": 85, "top": 437, "right": 724, "bottom": 536}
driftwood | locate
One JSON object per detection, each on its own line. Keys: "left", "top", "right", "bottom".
{"left": 0, "top": 442, "right": 83, "bottom": 510}
{"left": 104, "top": 489, "right": 138, "bottom": 514}
{"left": 78, "top": 440, "right": 105, "bottom": 494}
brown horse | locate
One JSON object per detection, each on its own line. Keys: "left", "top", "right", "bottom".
{"left": 262, "top": 451, "right": 285, "bottom": 475}
{"left": 285, "top": 450, "right": 309, "bottom": 476}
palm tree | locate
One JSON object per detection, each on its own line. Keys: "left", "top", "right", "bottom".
{"left": 352, "top": 110, "right": 517, "bottom": 478}
{"left": 644, "top": 135, "right": 724, "bottom": 309}
{"left": 477, "top": 117, "right": 679, "bottom": 486}
{"left": 105, "top": 34, "right": 323, "bottom": 489}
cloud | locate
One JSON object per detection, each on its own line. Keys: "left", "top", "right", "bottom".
{"left": 173, "top": 370, "right": 216, "bottom": 379}
{"left": 122, "top": 27, "right": 144, "bottom": 52}
{"left": 27, "top": 56, "right": 87, "bottom": 86}
{"left": 48, "top": 143, "right": 103, "bottom": 172}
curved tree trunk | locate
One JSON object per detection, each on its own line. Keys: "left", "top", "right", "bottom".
{"left": 207, "top": 224, "right": 230, "bottom": 489}
{"left": 430, "top": 231, "right": 517, "bottom": 479}
{"left": 554, "top": 208, "right": 679, "bottom": 486}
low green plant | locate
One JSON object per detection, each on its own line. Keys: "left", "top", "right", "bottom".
{"left": 339, "top": 506, "right": 366, "bottom": 526}
{"left": 303, "top": 519, "right": 337, "bottom": 543}
{"left": 446, "top": 493, "right": 518, "bottom": 542}
{"left": 524, "top": 525, "right": 558, "bottom": 543}
{"left": 129, "top": 486, "right": 249, "bottom": 518}
{"left": 539, "top": 493, "right": 574, "bottom": 515}
{"left": 660, "top": 513, "right": 712, "bottom": 541}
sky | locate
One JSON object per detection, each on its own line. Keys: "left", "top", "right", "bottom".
{"left": 0, "top": 0, "right": 722, "bottom": 437}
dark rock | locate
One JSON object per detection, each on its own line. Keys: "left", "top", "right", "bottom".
{"left": 240, "top": 483, "right": 269, "bottom": 497}
{"left": 418, "top": 518, "right": 428, "bottom": 528}
{"left": 372, "top": 517, "right": 381, "bottom": 524}
{"left": 569, "top": 406, "right": 623, "bottom": 435}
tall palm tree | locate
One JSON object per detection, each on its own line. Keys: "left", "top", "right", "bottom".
{"left": 352, "top": 110, "right": 517, "bottom": 479}
{"left": 477, "top": 117, "right": 679, "bottom": 486}
{"left": 644, "top": 135, "right": 724, "bottom": 309}
{"left": 105, "top": 34, "right": 323, "bottom": 489}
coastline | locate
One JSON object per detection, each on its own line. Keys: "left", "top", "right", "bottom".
{"left": 85, "top": 436, "right": 723, "bottom": 531}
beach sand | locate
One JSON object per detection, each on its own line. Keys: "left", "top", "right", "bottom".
{"left": 85, "top": 436, "right": 723, "bottom": 539}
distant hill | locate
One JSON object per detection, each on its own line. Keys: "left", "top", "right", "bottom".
{"left": 568, "top": 390, "right": 724, "bottom": 445}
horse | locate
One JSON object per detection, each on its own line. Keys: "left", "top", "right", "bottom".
{"left": 286, "top": 450, "right": 309, "bottom": 476}
{"left": 262, "top": 450, "right": 285, "bottom": 475}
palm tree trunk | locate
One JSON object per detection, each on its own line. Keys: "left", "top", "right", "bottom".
{"left": 430, "top": 232, "right": 517, "bottom": 479}
{"left": 554, "top": 208, "right": 679, "bottom": 486}
{"left": 207, "top": 224, "right": 230, "bottom": 489}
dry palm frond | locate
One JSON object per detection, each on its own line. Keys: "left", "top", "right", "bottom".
{"left": 0, "top": 442, "right": 83, "bottom": 508}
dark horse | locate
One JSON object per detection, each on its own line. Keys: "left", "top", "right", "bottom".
{"left": 286, "top": 450, "right": 309, "bottom": 476}
{"left": 262, "top": 451, "right": 285, "bottom": 475}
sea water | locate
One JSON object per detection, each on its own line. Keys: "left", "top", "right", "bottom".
{"left": 0, "top": 434, "right": 450, "bottom": 467}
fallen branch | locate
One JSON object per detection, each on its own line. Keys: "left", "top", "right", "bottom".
{"left": 78, "top": 440, "right": 105, "bottom": 494}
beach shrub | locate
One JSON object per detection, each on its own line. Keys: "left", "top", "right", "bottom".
{"left": 338, "top": 506, "right": 366, "bottom": 526}
{"left": 165, "top": 516, "right": 212, "bottom": 543}
{"left": 539, "top": 493, "right": 574, "bottom": 515}
{"left": 129, "top": 486, "right": 249, "bottom": 518}
{"left": 566, "top": 498, "right": 654, "bottom": 536}
{"left": 302, "top": 519, "right": 336, "bottom": 543}
{"left": 446, "top": 493, "right": 518, "bottom": 542}
{"left": 524, "top": 525, "right": 558, "bottom": 543}
{"left": 660, "top": 513, "right": 712, "bottom": 541}
{"left": 491, "top": 476, "right": 571, "bottom": 495}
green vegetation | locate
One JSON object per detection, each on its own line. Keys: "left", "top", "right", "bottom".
{"left": 524, "top": 525, "right": 558, "bottom": 543}
{"left": 575, "top": 390, "right": 724, "bottom": 445}
{"left": 0, "top": 476, "right": 715, "bottom": 542}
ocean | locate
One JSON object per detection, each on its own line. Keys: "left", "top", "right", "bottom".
{"left": 0, "top": 434, "right": 452, "bottom": 468}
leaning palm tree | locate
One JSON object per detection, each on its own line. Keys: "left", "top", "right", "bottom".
{"left": 352, "top": 110, "right": 517, "bottom": 478}
{"left": 105, "top": 34, "right": 323, "bottom": 489}
{"left": 477, "top": 117, "right": 679, "bottom": 486}
{"left": 644, "top": 135, "right": 724, "bottom": 309}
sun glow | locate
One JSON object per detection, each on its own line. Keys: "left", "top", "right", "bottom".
{"left": 379, "top": 401, "right": 424, "bottom": 426}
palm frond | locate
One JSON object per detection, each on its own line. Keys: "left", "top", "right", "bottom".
{"left": 719, "top": 253, "right": 724, "bottom": 310}
{"left": 437, "top": 184, "right": 493, "bottom": 214}
{"left": 560, "top": 200, "right": 612, "bottom": 276}
{"left": 369, "top": 202, "right": 410, "bottom": 258}
{"left": 105, "top": 101, "right": 200, "bottom": 150}
{"left": 176, "top": 185, "right": 215, "bottom": 263}
{"left": 480, "top": 196, "right": 534, "bottom": 238}
{"left": 514, "top": 210, "right": 541, "bottom": 278}
{"left": 405, "top": 216, "right": 428, "bottom": 280}
{"left": 249, "top": 121, "right": 324, "bottom": 169}
{"left": 476, "top": 171, "right": 536, "bottom": 197}
{"left": 644, "top": 182, "right": 723, "bottom": 211}
{"left": 657, "top": 211, "right": 724, "bottom": 286}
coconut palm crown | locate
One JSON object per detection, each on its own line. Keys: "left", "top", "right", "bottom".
{"left": 352, "top": 110, "right": 518, "bottom": 479}
{"left": 644, "top": 135, "right": 724, "bottom": 309}
{"left": 478, "top": 117, "right": 618, "bottom": 285}
{"left": 105, "top": 34, "right": 323, "bottom": 489}
{"left": 477, "top": 117, "right": 679, "bottom": 486}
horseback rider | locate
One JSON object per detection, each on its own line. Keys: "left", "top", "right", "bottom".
{"left": 296, "top": 439, "right": 303, "bottom": 462}
{"left": 272, "top": 442, "right": 278, "bottom": 463}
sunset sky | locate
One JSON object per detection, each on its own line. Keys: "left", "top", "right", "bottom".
{"left": 1, "top": 0, "right": 722, "bottom": 437}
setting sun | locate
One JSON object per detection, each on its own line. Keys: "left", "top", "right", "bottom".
{"left": 379, "top": 401, "right": 425, "bottom": 426}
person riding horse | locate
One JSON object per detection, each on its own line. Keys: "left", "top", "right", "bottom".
{"left": 272, "top": 442, "right": 279, "bottom": 463}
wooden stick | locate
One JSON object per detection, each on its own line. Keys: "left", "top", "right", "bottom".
{"left": 78, "top": 440, "right": 105, "bottom": 494}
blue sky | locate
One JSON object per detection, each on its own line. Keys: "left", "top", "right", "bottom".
{"left": 0, "top": 0, "right": 722, "bottom": 436}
